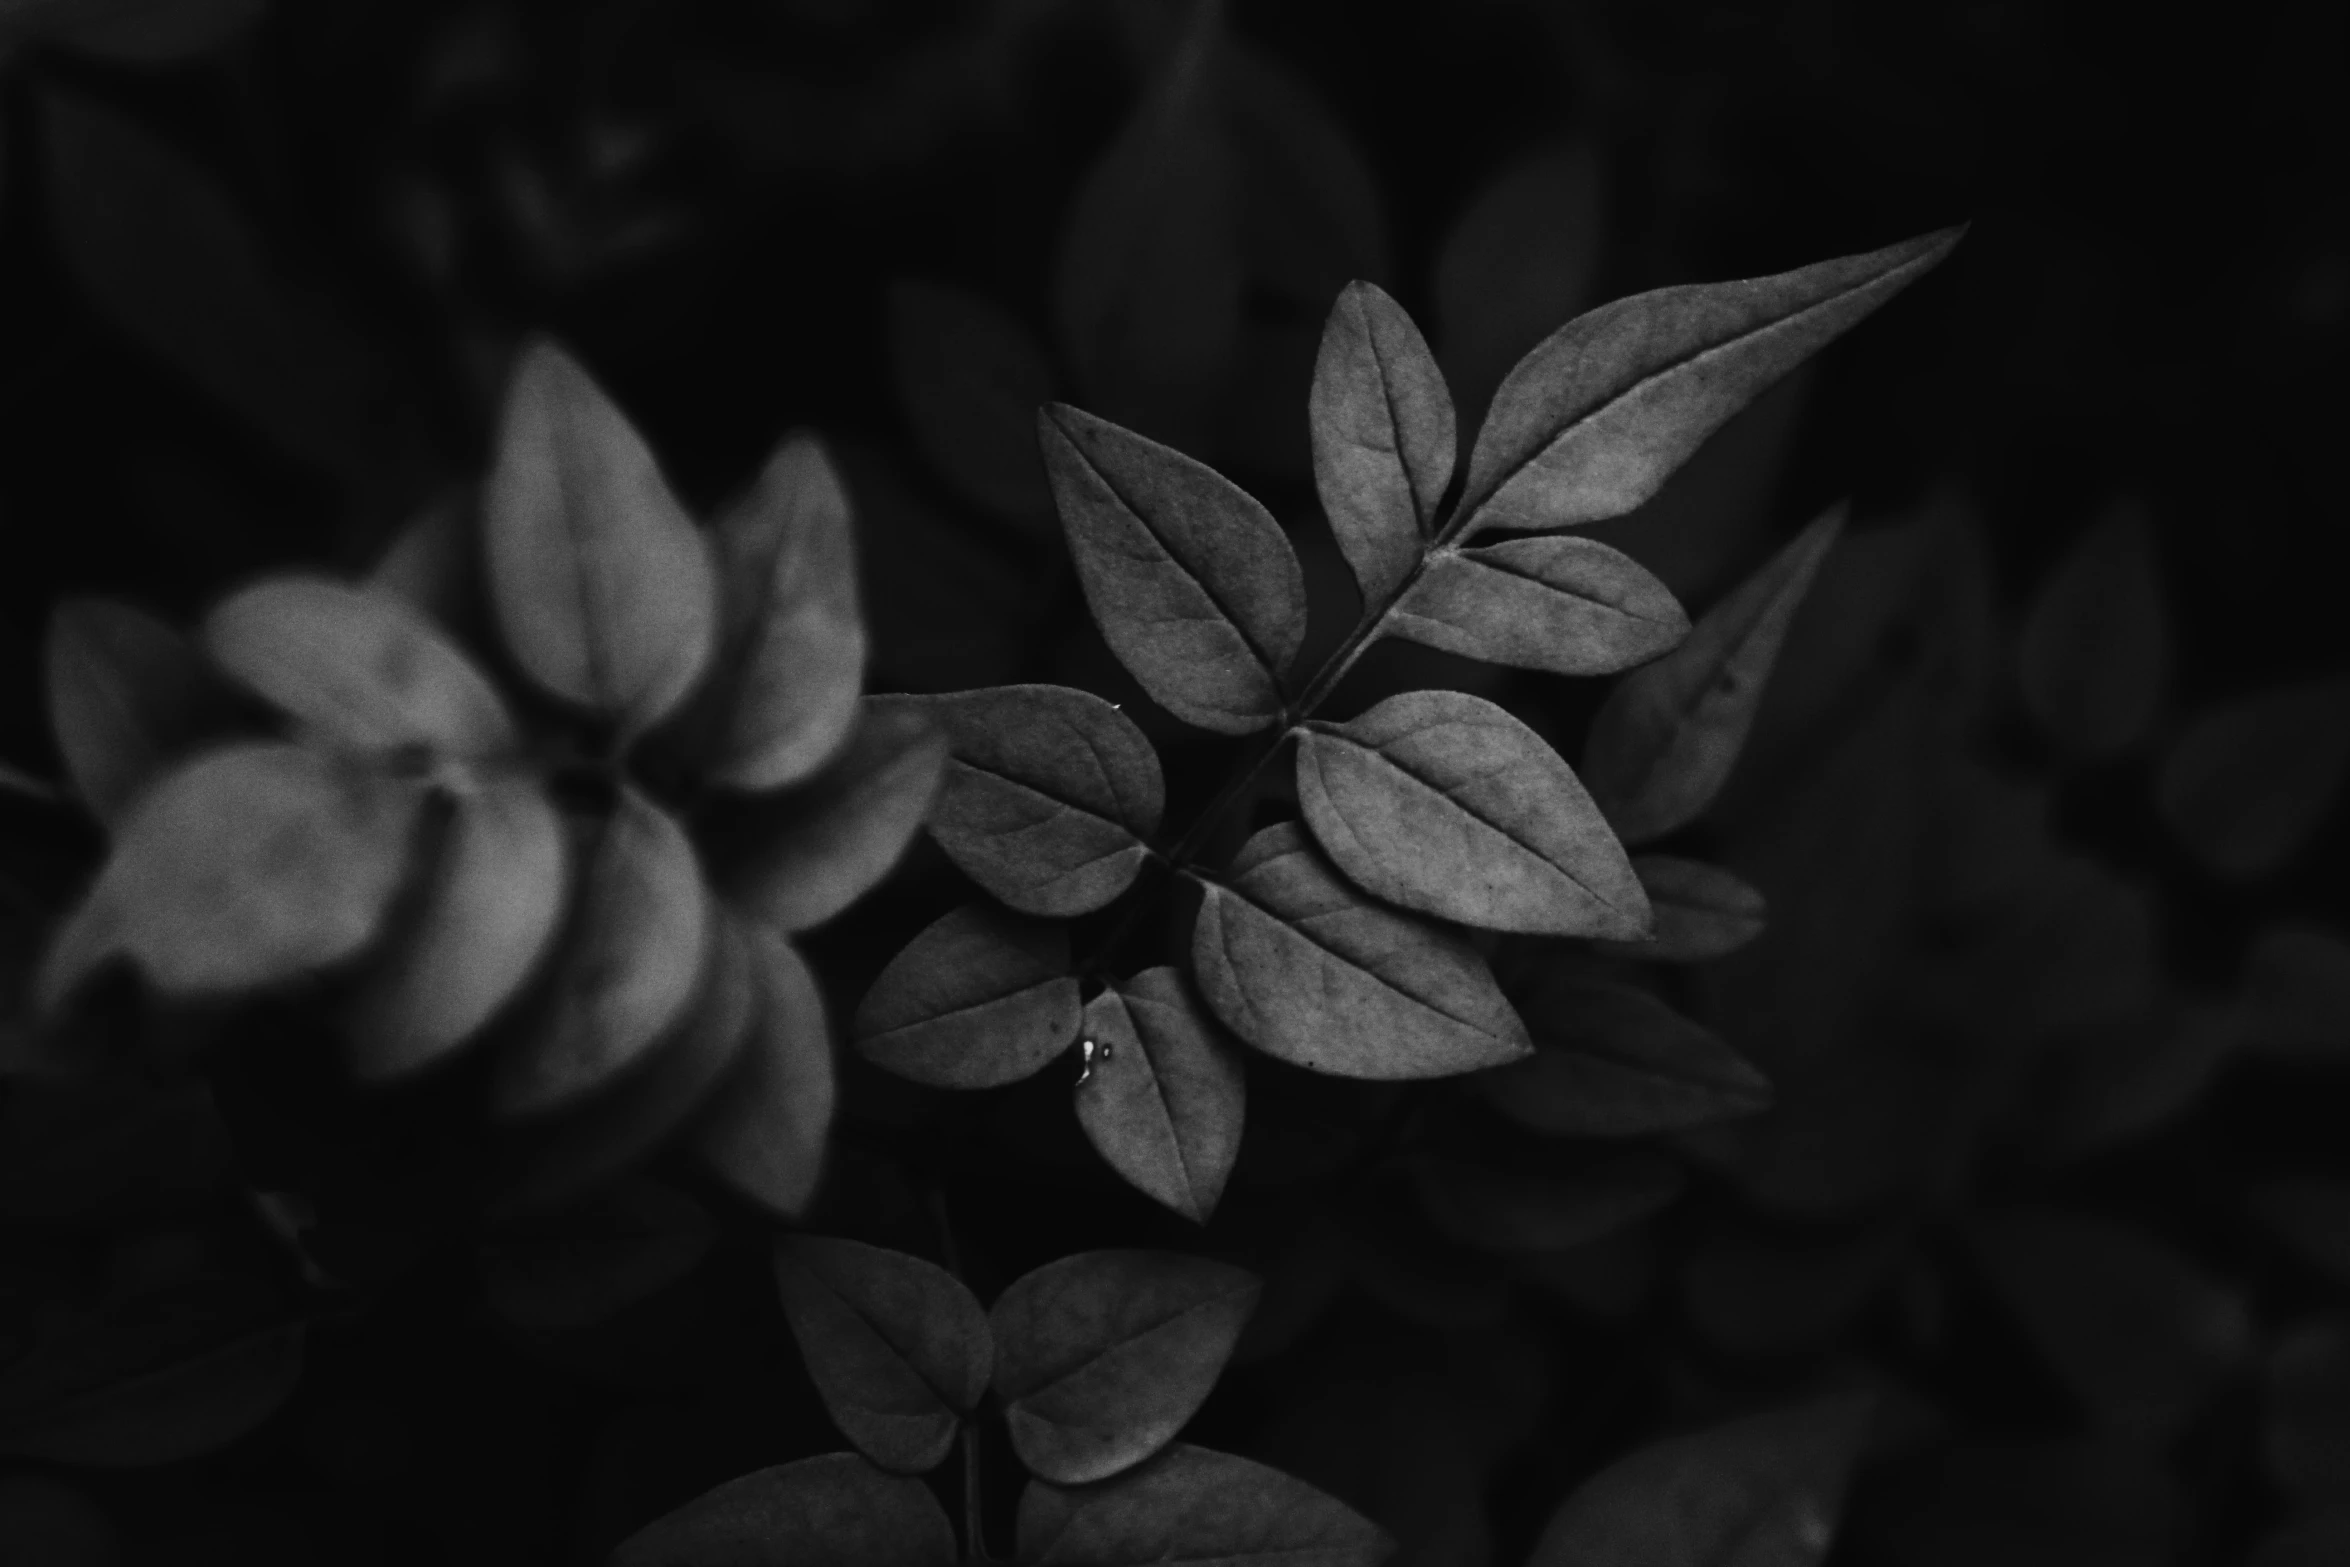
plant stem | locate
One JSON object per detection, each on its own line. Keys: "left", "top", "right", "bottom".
{"left": 963, "top": 1420, "right": 992, "bottom": 1562}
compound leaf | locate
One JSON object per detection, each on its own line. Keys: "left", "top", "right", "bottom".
{"left": 1477, "top": 974, "right": 1771, "bottom": 1136}
{"left": 1017, "top": 1442, "right": 1392, "bottom": 1567}
{"left": 854, "top": 905, "right": 1081, "bottom": 1089}
{"left": 2017, "top": 500, "right": 2167, "bottom": 760}
{"left": 2156, "top": 673, "right": 2350, "bottom": 880}
{"left": 1076, "top": 968, "right": 1246, "bottom": 1225}
{"left": 691, "top": 919, "right": 835, "bottom": 1219}
{"left": 1595, "top": 856, "right": 1768, "bottom": 962}
{"left": 478, "top": 1177, "right": 715, "bottom": 1331}
{"left": 609, "top": 1452, "right": 956, "bottom": 1567}
{"left": 1392, "top": 536, "right": 1688, "bottom": 678}
{"left": 1308, "top": 280, "right": 1453, "bottom": 606}
{"left": 887, "top": 280, "right": 1059, "bottom": 528}
{"left": 44, "top": 597, "right": 245, "bottom": 826}
{"left": 1412, "top": 1154, "right": 1685, "bottom": 1252}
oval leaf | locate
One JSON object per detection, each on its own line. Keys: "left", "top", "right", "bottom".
{"left": 1460, "top": 227, "right": 1963, "bottom": 534}
{"left": 609, "top": 1452, "right": 957, "bottom": 1567}
{"left": 1477, "top": 977, "right": 1771, "bottom": 1136}
{"left": 1411, "top": 1154, "right": 1684, "bottom": 1252}
{"left": 483, "top": 339, "right": 716, "bottom": 735}
{"left": 1392, "top": 536, "right": 1689, "bottom": 677}
{"left": 1308, "top": 280, "right": 1455, "bottom": 606}
{"left": 888, "top": 280, "right": 1059, "bottom": 527}
{"left": 1595, "top": 855, "right": 1768, "bottom": 962}
{"left": 1077, "top": 968, "right": 1246, "bottom": 1225}
{"left": 692, "top": 920, "right": 835, "bottom": 1219}
{"left": 854, "top": 905, "right": 1083, "bottom": 1090}
{"left": 1039, "top": 404, "right": 1307, "bottom": 734}
{"left": 2156, "top": 673, "right": 2350, "bottom": 879}
{"left": 492, "top": 787, "right": 710, "bottom": 1119}
{"left": 878, "top": 684, "right": 1162, "bottom": 918}
{"left": 201, "top": 576, "right": 516, "bottom": 758}
{"left": 1018, "top": 1442, "right": 1392, "bottom": 1567}
{"left": 0, "top": 1321, "right": 304, "bottom": 1469}
{"left": 1582, "top": 504, "right": 1845, "bottom": 844}
{"left": 773, "top": 1236, "right": 993, "bottom": 1475}
{"left": 44, "top": 597, "right": 246, "bottom": 825}
{"left": 1435, "top": 137, "right": 1606, "bottom": 430}
{"left": 478, "top": 1178, "right": 716, "bottom": 1331}
{"left": 2017, "top": 501, "right": 2167, "bottom": 759}
{"left": 1190, "top": 823, "right": 1531, "bottom": 1079}
{"left": 990, "top": 1249, "right": 1260, "bottom": 1485}
{"left": 1297, "top": 690, "right": 1649, "bottom": 938}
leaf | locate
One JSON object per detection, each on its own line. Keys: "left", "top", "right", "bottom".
{"left": 990, "top": 1248, "right": 1260, "bottom": 1485}
{"left": 1582, "top": 505, "right": 1845, "bottom": 844}
{"left": 1296, "top": 689, "right": 1650, "bottom": 937}
{"left": 2246, "top": 922, "right": 2350, "bottom": 1062}
{"left": 0, "top": 1073, "right": 231, "bottom": 1223}
{"left": 478, "top": 1178, "right": 716, "bottom": 1331}
{"left": 491, "top": 787, "right": 709, "bottom": 1119}
{"left": 1526, "top": 1393, "right": 1875, "bottom": 1567}
{"left": 853, "top": 905, "right": 1082, "bottom": 1089}
{"left": 43, "top": 597, "right": 245, "bottom": 825}
{"left": 1391, "top": 536, "right": 1689, "bottom": 678}
{"left": 1039, "top": 403, "right": 1308, "bottom": 734}
{"left": 691, "top": 919, "right": 834, "bottom": 1219}
{"left": 723, "top": 702, "right": 947, "bottom": 933}
{"left": 1412, "top": 1154, "right": 1683, "bottom": 1253}
{"left": 608, "top": 1452, "right": 957, "bottom": 1567}
{"left": 201, "top": 576, "right": 516, "bottom": 759}
{"left": 844, "top": 443, "right": 1037, "bottom": 693}
{"left": 2016, "top": 500, "right": 2167, "bottom": 759}
{"left": 887, "top": 280, "right": 1059, "bottom": 527}
{"left": 2156, "top": 673, "right": 2350, "bottom": 879}
{"left": 38, "top": 742, "right": 423, "bottom": 1007}
{"left": 1435, "top": 137, "right": 1606, "bottom": 429}
{"left": 1018, "top": 1442, "right": 1392, "bottom": 1567}
{"left": 1190, "top": 823, "right": 1531, "bottom": 1079}
{"left": 1872, "top": 1437, "right": 2180, "bottom": 1567}
{"left": 1308, "top": 281, "right": 1454, "bottom": 606}
{"left": 1595, "top": 856, "right": 1768, "bottom": 962}
{"left": 1076, "top": 968, "right": 1246, "bottom": 1224}
{"left": 2250, "top": 1179, "right": 2350, "bottom": 1291}
{"left": 482, "top": 339, "right": 717, "bottom": 735}
{"left": 1477, "top": 976, "right": 1772, "bottom": 1136}
{"left": 672, "top": 432, "right": 867, "bottom": 790}
{"left": 8, "top": 0, "right": 264, "bottom": 63}
{"left": 1458, "top": 227, "right": 1963, "bottom": 535}
{"left": 1681, "top": 1224, "right": 1907, "bottom": 1361}
{"left": 345, "top": 776, "right": 569, "bottom": 1081}
{"left": 771, "top": 1236, "right": 992, "bottom": 1474}
{"left": 876, "top": 684, "right": 1162, "bottom": 918}
{"left": 2262, "top": 1319, "right": 2350, "bottom": 1503}
{"left": 1226, "top": 41, "right": 1389, "bottom": 307}
{"left": 0, "top": 1321, "right": 304, "bottom": 1468}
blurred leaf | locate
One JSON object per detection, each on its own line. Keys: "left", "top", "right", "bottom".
{"left": 1595, "top": 856, "right": 1768, "bottom": 962}
{"left": 845, "top": 446, "right": 1037, "bottom": 693}
{"left": 1681, "top": 1223, "right": 1905, "bottom": 1361}
{"left": 1997, "top": 998, "right": 2244, "bottom": 1165}
{"left": 1297, "top": 690, "right": 1649, "bottom": 938}
{"left": 2251, "top": 1180, "right": 2350, "bottom": 1292}
{"left": 1190, "top": 823, "right": 1531, "bottom": 1079}
{"left": 990, "top": 1248, "right": 1259, "bottom": 1485}
{"left": 482, "top": 340, "right": 716, "bottom": 736}
{"left": 478, "top": 1178, "right": 715, "bottom": 1331}
{"left": 672, "top": 432, "right": 867, "bottom": 791}
{"left": 1435, "top": 137, "right": 1605, "bottom": 429}
{"left": 0, "top": 1073, "right": 231, "bottom": 1223}
{"left": 492, "top": 787, "right": 708, "bottom": 1119}
{"left": 1338, "top": 1209, "right": 1510, "bottom": 1329}
{"left": 1077, "top": 968, "right": 1246, "bottom": 1224}
{"left": 1526, "top": 1392, "right": 1874, "bottom": 1567}
{"left": 201, "top": 577, "right": 515, "bottom": 759}
{"left": 1018, "top": 1442, "right": 1390, "bottom": 1567}
{"left": 1039, "top": 404, "right": 1306, "bottom": 734}
{"left": 345, "top": 775, "right": 567, "bottom": 1081}
{"left": 0, "top": 1471, "right": 119, "bottom": 1565}
{"left": 2247, "top": 1513, "right": 2350, "bottom": 1567}
{"left": 2263, "top": 1318, "right": 2350, "bottom": 1503}
{"left": 1583, "top": 505, "right": 1844, "bottom": 845}
{"left": 2016, "top": 500, "right": 2167, "bottom": 759}
{"left": 1478, "top": 975, "right": 1771, "bottom": 1136}
{"left": 1871, "top": 1438, "right": 2180, "bottom": 1567}
{"left": 691, "top": 919, "right": 833, "bottom": 1219}
{"left": 724, "top": 702, "right": 947, "bottom": 933}
{"left": 1392, "top": 536, "right": 1688, "bottom": 678}
{"left": 772, "top": 1235, "right": 991, "bottom": 1475}
{"left": 2156, "top": 673, "right": 2350, "bottom": 879}
{"left": 1308, "top": 281, "right": 1453, "bottom": 606}
{"left": 1967, "top": 1209, "right": 2250, "bottom": 1441}
{"left": 1227, "top": 41, "right": 1388, "bottom": 306}
{"left": 1412, "top": 1153, "right": 1682, "bottom": 1252}
{"left": 43, "top": 598, "right": 245, "bottom": 826}
{"left": 366, "top": 490, "right": 484, "bottom": 637}
{"left": 876, "top": 684, "right": 1162, "bottom": 918}
{"left": 887, "top": 280, "right": 1058, "bottom": 529}
{"left": 39, "top": 742, "right": 422, "bottom": 1007}
{"left": 608, "top": 1452, "right": 955, "bottom": 1567}
{"left": 854, "top": 904, "right": 1080, "bottom": 1089}
{"left": 2246, "top": 922, "right": 2350, "bottom": 1062}
{"left": 6, "top": 0, "right": 263, "bottom": 63}
{"left": 1917, "top": 758, "right": 2056, "bottom": 927}
{"left": 1459, "top": 228, "right": 1961, "bottom": 535}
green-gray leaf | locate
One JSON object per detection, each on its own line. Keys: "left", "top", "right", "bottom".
{"left": 1595, "top": 856, "right": 1768, "bottom": 962}
{"left": 1391, "top": 536, "right": 1688, "bottom": 677}
{"left": 43, "top": 597, "right": 247, "bottom": 827}
{"left": 1478, "top": 974, "right": 1770, "bottom": 1137}
{"left": 1309, "top": 280, "right": 1454, "bottom": 606}
{"left": 1077, "top": 969, "right": 1246, "bottom": 1225}
{"left": 1017, "top": 1442, "right": 1393, "bottom": 1567}
{"left": 691, "top": 919, "right": 835, "bottom": 1219}
{"left": 854, "top": 905, "right": 1082, "bottom": 1089}
{"left": 1412, "top": 1154, "right": 1684, "bottom": 1252}
{"left": 608, "top": 1452, "right": 956, "bottom": 1567}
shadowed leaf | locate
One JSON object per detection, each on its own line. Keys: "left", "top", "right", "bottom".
{"left": 888, "top": 280, "right": 1059, "bottom": 528}
{"left": 44, "top": 598, "right": 246, "bottom": 826}
{"left": 1392, "top": 536, "right": 1688, "bottom": 678}
{"left": 1478, "top": 975, "right": 1771, "bottom": 1135}
{"left": 1018, "top": 1442, "right": 1392, "bottom": 1567}
{"left": 1435, "top": 137, "right": 1606, "bottom": 429}
{"left": 1077, "top": 968, "right": 1246, "bottom": 1224}
{"left": 1309, "top": 281, "right": 1453, "bottom": 606}
{"left": 1228, "top": 40, "right": 1388, "bottom": 306}
{"left": 2246, "top": 922, "right": 2350, "bottom": 1061}
{"left": 692, "top": 920, "right": 834, "bottom": 1219}
{"left": 2016, "top": 500, "right": 2167, "bottom": 759}
{"left": 1412, "top": 1154, "right": 1684, "bottom": 1252}
{"left": 2250, "top": 1180, "right": 2350, "bottom": 1291}
{"left": 609, "top": 1452, "right": 956, "bottom": 1567}
{"left": 9, "top": 0, "right": 264, "bottom": 62}
{"left": 854, "top": 905, "right": 1081, "bottom": 1089}
{"left": 2156, "top": 674, "right": 2350, "bottom": 879}
{"left": 0, "top": 1073, "right": 231, "bottom": 1223}
{"left": 479, "top": 1178, "right": 715, "bottom": 1331}
{"left": 1596, "top": 856, "right": 1768, "bottom": 962}
{"left": 2261, "top": 1320, "right": 2350, "bottom": 1505}
{"left": 0, "top": 1320, "right": 304, "bottom": 1468}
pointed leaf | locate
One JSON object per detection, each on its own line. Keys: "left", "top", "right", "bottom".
{"left": 1039, "top": 404, "right": 1307, "bottom": 734}
{"left": 1412, "top": 1154, "right": 1684, "bottom": 1252}
{"left": 609, "top": 1452, "right": 956, "bottom": 1567}
{"left": 0, "top": 1321, "right": 304, "bottom": 1468}
{"left": 1392, "top": 536, "right": 1688, "bottom": 678}
{"left": 876, "top": 684, "right": 1162, "bottom": 918}
{"left": 1477, "top": 975, "right": 1771, "bottom": 1136}
{"left": 1583, "top": 505, "right": 1844, "bottom": 843}
{"left": 724, "top": 702, "right": 947, "bottom": 933}
{"left": 1018, "top": 1442, "right": 1392, "bottom": 1567}
{"left": 1077, "top": 968, "right": 1246, "bottom": 1224}
{"left": 1297, "top": 690, "right": 1648, "bottom": 937}
{"left": 346, "top": 775, "right": 568, "bottom": 1080}
{"left": 772, "top": 1236, "right": 992, "bottom": 1474}
{"left": 1190, "top": 823, "right": 1531, "bottom": 1078}
{"left": 201, "top": 577, "right": 516, "bottom": 758}
{"left": 478, "top": 1178, "right": 716, "bottom": 1331}
{"left": 2017, "top": 500, "right": 2167, "bottom": 759}
{"left": 887, "top": 280, "right": 1059, "bottom": 527}
{"left": 692, "top": 920, "right": 834, "bottom": 1219}
{"left": 492, "top": 787, "right": 710, "bottom": 1119}
{"left": 44, "top": 598, "right": 244, "bottom": 825}
{"left": 483, "top": 340, "right": 716, "bottom": 734}
{"left": 853, "top": 905, "right": 1081, "bottom": 1089}
{"left": 1435, "top": 136, "right": 1607, "bottom": 429}
{"left": 1309, "top": 281, "right": 1454, "bottom": 606}
{"left": 1460, "top": 227, "right": 1962, "bottom": 535}
{"left": 2156, "top": 673, "right": 2350, "bottom": 879}
{"left": 1595, "top": 856, "right": 1768, "bottom": 962}
{"left": 991, "top": 1249, "right": 1260, "bottom": 1485}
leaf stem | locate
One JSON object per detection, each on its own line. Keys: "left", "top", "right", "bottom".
{"left": 963, "top": 1418, "right": 993, "bottom": 1562}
